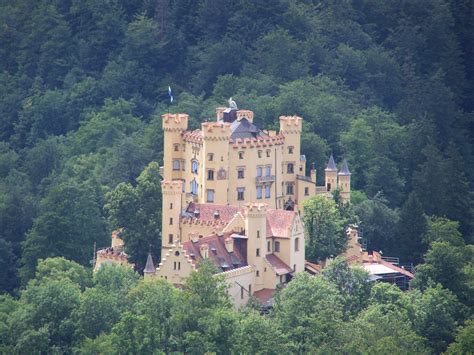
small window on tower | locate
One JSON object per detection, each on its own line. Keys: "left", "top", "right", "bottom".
{"left": 305, "top": 187, "right": 309, "bottom": 196}
{"left": 208, "top": 153, "right": 214, "bottom": 161}
{"left": 287, "top": 163, "right": 294, "bottom": 174}
{"left": 238, "top": 151, "right": 244, "bottom": 159}
{"left": 173, "top": 160, "right": 180, "bottom": 171}
{"left": 174, "top": 144, "right": 179, "bottom": 152}
{"left": 266, "top": 150, "right": 271, "bottom": 157}
{"left": 168, "top": 234, "right": 173, "bottom": 243}
{"left": 237, "top": 168, "right": 244, "bottom": 179}
{"left": 256, "top": 248, "right": 260, "bottom": 257}
{"left": 267, "top": 241, "right": 271, "bottom": 252}
{"left": 288, "top": 146, "right": 294, "bottom": 154}
{"left": 258, "top": 150, "right": 262, "bottom": 158}
{"left": 275, "top": 241, "right": 280, "bottom": 252}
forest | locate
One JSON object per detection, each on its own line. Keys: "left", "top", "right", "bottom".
{"left": 0, "top": 0, "right": 473, "bottom": 353}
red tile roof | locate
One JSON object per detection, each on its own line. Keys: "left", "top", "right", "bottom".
{"left": 304, "top": 260, "right": 322, "bottom": 275}
{"left": 182, "top": 232, "right": 247, "bottom": 271}
{"left": 266, "top": 254, "right": 293, "bottom": 275}
{"left": 253, "top": 288, "right": 276, "bottom": 305}
{"left": 183, "top": 203, "right": 297, "bottom": 239}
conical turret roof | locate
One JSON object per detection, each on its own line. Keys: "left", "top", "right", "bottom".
{"left": 338, "top": 159, "right": 351, "bottom": 176}
{"left": 325, "top": 154, "right": 337, "bottom": 171}
{"left": 143, "top": 252, "right": 156, "bottom": 274}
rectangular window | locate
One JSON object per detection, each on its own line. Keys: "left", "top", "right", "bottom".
{"left": 287, "top": 163, "right": 294, "bottom": 174}
{"left": 258, "top": 150, "right": 262, "bottom": 158}
{"left": 265, "top": 166, "right": 271, "bottom": 176}
{"left": 207, "top": 170, "right": 214, "bottom": 180}
{"left": 238, "top": 168, "right": 244, "bottom": 179}
{"left": 207, "top": 189, "right": 214, "bottom": 202}
{"left": 174, "top": 262, "right": 176, "bottom": 270}
{"left": 174, "top": 144, "right": 179, "bottom": 152}
{"left": 266, "top": 150, "right": 271, "bottom": 157}
{"left": 256, "top": 186, "right": 262, "bottom": 199}
{"left": 168, "top": 234, "right": 173, "bottom": 243}
{"left": 178, "top": 262, "right": 181, "bottom": 270}
{"left": 275, "top": 241, "right": 280, "bottom": 252}
{"left": 256, "top": 248, "right": 260, "bottom": 257}
{"left": 241, "top": 286, "right": 244, "bottom": 299}
{"left": 170, "top": 203, "right": 173, "bottom": 209}
{"left": 173, "top": 160, "right": 180, "bottom": 171}
{"left": 257, "top": 167, "right": 262, "bottom": 177}
{"left": 256, "top": 270, "right": 260, "bottom": 277}
{"left": 169, "top": 218, "right": 173, "bottom": 225}
{"left": 287, "top": 184, "right": 294, "bottom": 195}
{"left": 295, "top": 238, "right": 299, "bottom": 252}
{"left": 305, "top": 187, "right": 309, "bottom": 196}
{"left": 267, "top": 241, "right": 271, "bottom": 252}
{"left": 237, "top": 188, "right": 245, "bottom": 201}
{"left": 265, "top": 185, "right": 271, "bottom": 198}
{"left": 208, "top": 153, "right": 214, "bottom": 161}
{"left": 257, "top": 230, "right": 260, "bottom": 238}
{"left": 288, "top": 146, "right": 294, "bottom": 154}
{"left": 238, "top": 151, "right": 244, "bottom": 159}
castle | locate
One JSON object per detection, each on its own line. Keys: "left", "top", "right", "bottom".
{"left": 146, "top": 101, "right": 351, "bottom": 306}
{"left": 95, "top": 102, "right": 414, "bottom": 305}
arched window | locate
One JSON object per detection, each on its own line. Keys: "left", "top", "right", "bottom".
{"left": 190, "top": 179, "right": 198, "bottom": 195}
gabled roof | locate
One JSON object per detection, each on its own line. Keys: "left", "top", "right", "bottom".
{"left": 265, "top": 254, "right": 293, "bottom": 275}
{"left": 143, "top": 253, "right": 155, "bottom": 274}
{"left": 325, "top": 153, "right": 337, "bottom": 171}
{"left": 338, "top": 159, "right": 351, "bottom": 176}
{"left": 230, "top": 118, "right": 266, "bottom": 140}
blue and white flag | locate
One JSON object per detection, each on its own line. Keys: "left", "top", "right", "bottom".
{"left": 168, "top": 85, "right": 173, "bottom": 103}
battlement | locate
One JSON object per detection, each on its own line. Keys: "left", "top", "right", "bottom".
{"left": 244, "top": 202, "right": 268, "bottom": 216}
{"left": 237, "top": 110, "right": 254, "bottom": 122}
{"left": 201, "top": 121, "right": 231, "bottom": 140}
{"left": 279, "top": 115, "right": 303, "bottom": 133}
{"left": 161, "top": 179, "right": 183, "bottom": 193}
{"left": 162, "top": 113, "right": 189, "bottom": 131}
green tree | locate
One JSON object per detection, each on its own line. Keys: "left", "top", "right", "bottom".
{"left": 20, "top": 180, "right": 108, "bottom": 283}
{"left": 394, "top": 192, "right": 427, "bottom": 263}
{"left": 105, "top": 162, "right": 162, "bottom": 270}
{"left": 322, "top": 256, "right": 371, "bottom": 318}
{"left": 93, "top": 263, "right": 140, "bottom": 298}
{"left": 272, "top": 273, "right": 344, "bottom": 353}
{"left": 446, "top": 319, "right": 474, "bottom": 354}
{"left": 413, "top": 284, "right": 463, "bottom": 354}
{"left": 302, "top": 196, "right": 347, "bottom": 262}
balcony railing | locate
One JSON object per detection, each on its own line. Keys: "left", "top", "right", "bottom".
{"left": 296, "top": 174, "right": 312, "bottom": 183}
{"left": 255, "top": 175, "right": 275, "bottom": 183}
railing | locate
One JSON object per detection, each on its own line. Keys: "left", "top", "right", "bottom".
{"left": 255, "top": 175, "right": 275, "bottom": 183}
{"left": 382, "top": 256, "right": 400, "bottom": 264}
{"left": 296, "top": 174, "right": 312, "bottom": 183}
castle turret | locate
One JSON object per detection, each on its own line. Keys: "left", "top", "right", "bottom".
{"left": 325, "top": 154, "right": 337, "bottom": 192}
{"left": 143, "top": 252, "right": 156, "bottom": 279}
{"left": 161, "top": 180, "right": 183, "bottom": 259}
{"left": 244, "top": 203, "right": 268, "bottom": 292}
{"left": 337, "top": 159, "right": 351, "bottom": 203}
{"left": 162, "top": 113, "right": 188, "bottom": 180}
{"left": 201, "top": 122, "right": 231, "bottom": 204}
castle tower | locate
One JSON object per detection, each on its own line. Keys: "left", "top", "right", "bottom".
{"left": 201, "top": 122, "right": 231, "bottom": 204}
{"left": 325, "top": 154, "right": 337, "bottom": 192}
{"left": 143, "top": 252, "right": 156, "bottom": 280}
{"left": 337, "top": 159, "right": 351, "bottom": 203}
{"left": 161, "top": 180, "right": 183, "bottom": 259}
{"left": 244, "top": 203, "right": 268, "bottom": 292}
{"left": 162, "top": 113, "right": 189, "bottom": 180}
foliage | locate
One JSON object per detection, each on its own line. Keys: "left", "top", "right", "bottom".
{"left": 302, "top": 196, "right": 347, "bottom": 262}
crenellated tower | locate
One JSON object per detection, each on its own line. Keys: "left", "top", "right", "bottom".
{"left": 201, "top": 122, "right": 231, "bottom": 204}
{"left": 161, "top": 180, "right": 183, "bottom": 259}
{"left": 162, "top": 113, "right": 188, "bottom": 180}
{"left": 244, "top": 203, "right": 268, "bottom": 292}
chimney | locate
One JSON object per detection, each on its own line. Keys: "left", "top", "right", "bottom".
{"left": 200, "top": 243, "right": 209, "bottom": 259}
{"left": 225, "top": 237, "right": 234, "bottom": 253}
{"left": 194, "top": 209, "right": 200, "bottom": 218}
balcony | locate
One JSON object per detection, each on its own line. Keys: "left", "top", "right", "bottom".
{"left": 255, "top": 175, "right": 275, "bottom": 183}
{"left": 296, "top": 174, "right": 312, "bottom": 183}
